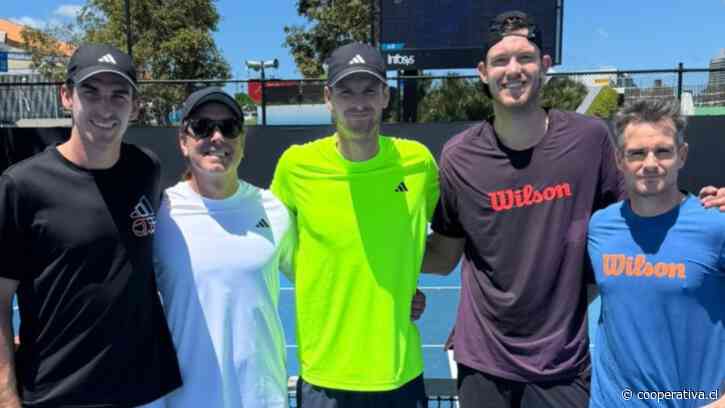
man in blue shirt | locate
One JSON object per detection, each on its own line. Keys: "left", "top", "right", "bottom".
{"left": 588, "top": 99, "right": 725, "bottom": 408}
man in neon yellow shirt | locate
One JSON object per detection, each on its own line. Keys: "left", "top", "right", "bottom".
{"left": 271, "top": 42, "right": 438, "bottom": 408}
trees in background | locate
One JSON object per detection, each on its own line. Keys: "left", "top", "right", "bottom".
{"left": 20, "top": 22, "right": 81, "bottom": 81}
{"left": 21, "top": 0, "right": 230, "bottom": 125}
{"left": 416, "top": 75, "right": 493, "bottom": 123}
{"left": 541, "top": 76, "right": 589, "bottom": 112}
{"left": 284, "top": 0, "right": 372, "bottom": 78}
{"left": 586, "top": 86, "right": 619, "bottom": 119}
{"left": 415, "top": 75, "right": 590, "bottom": 123}
{"left": 20, "top": 0, "right": 605, "bottom": 125}
{"left": 285, "top": 2, "right": 594, "bottom": 122}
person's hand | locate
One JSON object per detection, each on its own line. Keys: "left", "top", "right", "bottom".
{"left": 410, "top": 288, "right": 426, "bottom": 321}
{"left": 698, "top": 186, "right": 725, "bottom": 211}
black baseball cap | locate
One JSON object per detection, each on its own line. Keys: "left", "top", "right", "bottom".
{"left": 484, "top": 11, "right": 544, "bottom": 59}
{"left": 181, "top": 87, "right": 243, "bottom": 122}
{"left": 67, "top": 43, "right": 138, "bottom": 90}
{"left": 325, "top": 42, "right": 387, "bottom": 87}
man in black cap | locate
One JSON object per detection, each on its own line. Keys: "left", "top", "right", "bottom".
{"left": 421, "top": 10, "right": 725, "bottom": 408}
{"left": 271, "top": 42, "right": 436, "bottom": 407}
{"left": 0, "top": 43, "right": 181, "bottom": 407}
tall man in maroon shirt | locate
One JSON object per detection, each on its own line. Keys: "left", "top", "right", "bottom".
{"left": 422, "top": 10, "right": 725, "bottom": 408}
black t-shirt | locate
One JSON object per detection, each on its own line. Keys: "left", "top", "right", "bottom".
{"left": 0, "top": 144, "right": 181, "bottom": 407}
{"left": 432, "top": 110, "right": 625, "bottom": 382}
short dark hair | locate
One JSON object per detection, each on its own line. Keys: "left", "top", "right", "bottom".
{"left": 613, "top": 99, "right": 687, "bottom": 148}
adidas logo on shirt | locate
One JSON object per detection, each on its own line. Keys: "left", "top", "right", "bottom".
{"left": 348, "top": 54, "right": 366, "bottom": 65}
{"left": 98, "top": 54, "right": 117, "bottom": 64}
{"left": 130, "top": 195, "right": 156, "bottom": 237}
{"left": 395, "top": 181, "right": 409, "bottom": 193}
{"left": 256, "top": 218, "right": 270, "bottom": 228}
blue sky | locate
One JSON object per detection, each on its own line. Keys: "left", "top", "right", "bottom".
{"left": 5, "top": 0, "right": 725, "bottom": 79}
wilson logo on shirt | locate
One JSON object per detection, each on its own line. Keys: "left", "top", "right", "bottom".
{"left": 130, "top": 195, "right": 156, "bottom": 237}
{"left": 489, "top": 182, "right": 572, "bottom": 212}
{"left": 602, "top": 254, "right": 686, "bottom": 280}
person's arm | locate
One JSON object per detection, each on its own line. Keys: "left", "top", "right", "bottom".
{"left": 410, "top": 289, "right": 426, "bottom": 321}
{"left": 422, "top": 232, "right": 465, "bottom": 275}
{"left": 0, "top": 174, "right": 22, "bottom": 407}
{"left": 0, "top": 277, "right": 20, "bottom": 408}
{"left": 423, "top": 149, "right": 464, "bottom": 275}
{"left": 279, "top": 210, "right": 297, "bottom": 283}
{"left": 271, "top": 149, "right": 299, "bottom": 284}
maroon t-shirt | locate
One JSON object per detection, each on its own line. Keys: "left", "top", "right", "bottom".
{"left": 432, "top": 110, "right": 624, "bottom": 382}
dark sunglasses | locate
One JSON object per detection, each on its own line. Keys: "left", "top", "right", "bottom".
{"left": 186, "top": 118, "right": 242, "bottom": 139}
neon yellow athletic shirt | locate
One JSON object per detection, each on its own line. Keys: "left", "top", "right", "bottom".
{"left": 271, "top": 134, "right": 439, "bottom": 391}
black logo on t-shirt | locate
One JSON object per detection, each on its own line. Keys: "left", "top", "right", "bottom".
{"left": 256, "top": 218, "right": 270, "bottom": 228}
{"left": 395, "top": 181, "right": 409, "bottom": 193}
{"left": 130, "top": 196, "right": 156, "bottom": 237}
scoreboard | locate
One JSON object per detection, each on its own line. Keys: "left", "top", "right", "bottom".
{"left": 379, "top": 0, "right": 563, "bottom": 70}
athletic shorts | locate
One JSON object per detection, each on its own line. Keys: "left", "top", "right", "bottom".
{"left": 296, "top": 375, "right": 427, "bottom": 408}
{"left": 456, "top": 363, "right": 590, "bottom": 408}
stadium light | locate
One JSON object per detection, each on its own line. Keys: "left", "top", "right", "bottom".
{"left": 245, "top": 59, "right": 279, "bottom": 126}
{"left": 245, "top": 59, "right": 279, "bottom": 71}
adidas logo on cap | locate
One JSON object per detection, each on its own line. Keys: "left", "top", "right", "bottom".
{"left": 326, "top": 42, "right": 386, "bottom": 87}
{"left": 348, "top": 54, "right": 366, "bottom": 65}
{"left": 97, "top": 54, "right": 117, "bottom": 64}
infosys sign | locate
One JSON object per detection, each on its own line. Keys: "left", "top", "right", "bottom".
{"left": 381, "top": 47, "right": 483, "bottom": 70}
{"left": 386, "top": 53, "right": 415, "bottom": 67}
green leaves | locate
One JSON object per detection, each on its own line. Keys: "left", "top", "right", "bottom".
{"left": 20, "top": 0, "right": 230, "bottom": 124}
{"left": 586, "top": 86, "right": 619, "bottom": 119}
{"left": 541, "top": 76, "right": 588, "bottom": 112}
{"left": 79, "top": 0, "right": 230, "bottom": 82}
{"left": 417, "top": 75, "right": 493, "bottom": 123}
{"left": 20, "top": 21, "right": 81, "bottom": 81}
{"left": 284, "top": 0, "right": 372, "bottom": 78}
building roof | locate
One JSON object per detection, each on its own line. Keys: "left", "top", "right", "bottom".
{"left": 0, "top": 18, "right": 73, "bottom": 56}
{"left": 0, "top": 19, "right": 26, "bottom": 46}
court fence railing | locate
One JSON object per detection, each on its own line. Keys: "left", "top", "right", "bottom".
{"left": 1, "top": 65, "right": 725, "bottom": 126}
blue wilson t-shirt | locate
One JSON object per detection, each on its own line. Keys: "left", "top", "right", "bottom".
{"left": 588, "top": 195, "right": 725, "bottom": 407}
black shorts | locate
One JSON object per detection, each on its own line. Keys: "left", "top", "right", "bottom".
{"left": 457, "top": 363, "right": 590, "bottom": 408}
{"left": 296, "top": 375, "right": 427, "bottom": 408}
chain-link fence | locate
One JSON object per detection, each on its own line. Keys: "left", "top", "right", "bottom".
{"left": 2, "top": 67, "right": 724, "bottom": 127}
{"left": 0, "top": 74, "right": 65, "bottom": 126}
